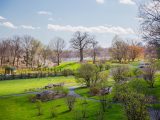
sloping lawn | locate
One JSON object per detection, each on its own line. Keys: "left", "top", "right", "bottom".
{"left": 0, "top": 95, "right": 126, "bottom": 120}
{"left": 0, "top": 76, "right": 77, "bottom": 96}
{"left": 55, "top": 62, "right": 80, "bottom": 71}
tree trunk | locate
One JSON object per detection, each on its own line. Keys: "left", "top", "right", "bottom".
{"left": 17, "top": 57, "right": 19, "bottom": 68}
{"left": 13, "top": 57, "right": 16, "bottom": 66}
{"left": 93, "top": 50, "right": 96, "bottom": 64}
{"left": 80, "top": 49, "right": 83, "bottom": 62}
{"left": 0, "top": 57, "right": 3, "bottom": 66}
{"left": 57, "top": 53, "right": 60, "bottom": 66}
{"left": 118, "top": 58, "right": 121, "bottom": 63}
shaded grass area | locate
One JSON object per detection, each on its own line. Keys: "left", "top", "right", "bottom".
{"left": 75, "top": 87, "right": 114, "bottom": 100}
{"left": 0, "top": 95, "right": 126, "bottom": 120}
{"left": 147, "top": 74, "right": 160, "bottom": 100}
{"left": 0, "top": 76, "right": 77, "bottom": 96}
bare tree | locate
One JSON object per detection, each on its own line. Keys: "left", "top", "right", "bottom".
{"left": 50, "top": 37, "right": 65, "bottom": 66}
{"left": 40, "top": 45, "right": 51, "bottom": 66}
{"left": 109, "top": 35, "right": 128, "bottom": 63}
{"left": 0, "top": 39, "right": 11, "bottom": 66}
{"left": 91, "top": 39, "right": 98, "bottom": 64}
{"left": 22, "top": 35, "right": 33, "bottom": 67}
{"left": 143, "top": 64, "right": 156, "bottom": 88}
{"left": 145, "top": 44, "right": 157, "bottom": 61}
{"left": 128, "top": 40, "right": 144, "bottom": 61}
{"left": 66, "top": 95, "right": 76, "bottom": 111}
{"left": 30, "top": 39, "right": 41, "bottom": 67}
{"left": 139, "top": 0, "right": 160, "bottom": 58}
{"left": 70, "top": 31, "right": 92, "bottom": 62}
{"left": 11, "top": 36, "right": 23, "bottom": 67}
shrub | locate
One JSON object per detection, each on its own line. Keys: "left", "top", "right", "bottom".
{"left": 113, "top": 83, "right": 149, "bottom": 120}
{"left": 28, "top": 95, "right": 36, "bottom": 103}
{"left": 99, "top": 94, "right": 109, "bottom": 112}
{"left": 4, "top": 66, "right": 16, "bottom": 75}
{"left": 61, "top": 69, "right": 74, "bottom": 76}
{"left": 96, "top": 110, "right": 104, "bottom": 120}
{"left": 111, "top": 65, "right": 130, "bottom": 83}
{"left": 89, "top": 86, "right": 100, "bottom": 96}
{"left": 35, "top": 100, "right": 42, "bottom": 116}
{"left": 53, "top": 68, "right": 58, "bottom": 76}
{"left": 133, "top": 68, "right": 143, "bottom": 77}
{"left": 105, "top": 63, "right": 111, "bottom": 70}
{"left": 98, "top": 71, "right": 109, "bottom": 88}
{"left": 66, "top": 95, "right": 76, "bottom": 111}
{"left": 50, "top": 106, "right": 57, "bottom": 118}
{"left": 81, "top": 98, "right": 88, "bottom": 119}
{"left": 143, "top": 64, "right": 156, "bottom": 88}
{"left": 128, "top": 78, "right": 148, "bottom": 94}
{"left": 96, "top": 61, "right": 105, "bottom": 72}
{"left": 123, "top": 92, "right": 148, "bottom": 120}
{"left": 76, "top": 63, "right": 98, "bottom": 87}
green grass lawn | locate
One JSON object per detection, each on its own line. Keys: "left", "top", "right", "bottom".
{"left": 0, "top": 76, "right": 78, "bottom": 96}
{"left": 147, "top": 74, "right": 160, "bottom": 100}
{"left": 1, "top": 61, "right": 160, "bottom": 120}
{"left": 75, "top": 76, "right": 115, "bottom": 100}
{"left": 0, "top": 95, "right": 126, "bottom": 120}
{"left": 129, "top": 61, "right": 140, "bottom": 67}
{"left": 55, "top": 62, "right": 80, "bottom": 71}
{"left": 75, "top": 87, "right": 114, "bottom": 101}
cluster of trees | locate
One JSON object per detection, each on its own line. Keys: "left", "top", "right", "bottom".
{"left": 0, "top": 31, "right": 104, "bottom": 68}
{"left": 109, "top": 35, "right": 144, "bottom": 63}
{"left": 111, "top": 64, "right": 159, "bottom": 120}
{"left": 0, "top": 35, "right": 51, "bottom": 68}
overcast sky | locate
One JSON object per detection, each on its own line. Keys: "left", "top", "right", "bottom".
{"left": 0, "top": 0, "right": 141, "bottom": 48}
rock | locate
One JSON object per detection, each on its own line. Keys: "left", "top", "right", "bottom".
{"left": 99, "top": 87, "right": 112, "bottom": 95}
{"left": 36, "top": 90, "right": 66, "bottom": 101}
{"left": 36, "top": 90, "right": 56, "bottom": 101}
{"left": 44, "top": 83, "right": 64, "bottom": 89}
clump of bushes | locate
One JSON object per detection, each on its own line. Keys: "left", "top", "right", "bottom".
{"left": 105, "top": 63, "right": 111, "bottom": 70}
{"left": 61, "top": 69, "right": 74, "bottom": 76}
{"left": 111, "top": 65, "right": 132, "bottom": 83}
{"left": 35, "top": 100, "right": 43, "bottom": 116}
{"left": 89, "top": 86, "right": 100, "bottom": 96}
{"left": 113, "top": 81, "right": 149, "bottom": 120}
{"left": 66, "top": 95, "right": 76, "bottom": 111}
{"left": 28, "top": 95, "right": 37, "bottom": 103}
{"left": 4, "top": 66, "right": 16, "bottom": 75}
{"left": 143, "top": 64, "right": 157, "bottom": 88}
{"left": 76, "top": 63, "right": 98, "bottom": 87}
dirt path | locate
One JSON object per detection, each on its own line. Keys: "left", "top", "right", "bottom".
{"left": 0, "top": 86, "right": 102, "bottom": 103}
{"left": 0, "top": 91, "right": 40, "bottom": 98}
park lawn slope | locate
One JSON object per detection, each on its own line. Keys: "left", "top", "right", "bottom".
{"left": 55, "top": 62, "right": 80, "bottom": 71}
{"left": 0, "top": 95, "right": 126, "bottom": 120}
{"left": 0, "top": 76, "right": 77, "bottom": 96}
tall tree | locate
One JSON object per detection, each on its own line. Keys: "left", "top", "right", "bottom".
{"left": 40, "top": 45, "right": 51, "bottom": 66}
{"left": 139, "top": 0, "right": 160, "bottom": 58}
{"left": 91, "top": 39, "right": 98, "bottom": 64}
{"left": 0, "top": 39, "right": 11, "bottom": 66}
{"left": 22, "top": 35, "right": 32, "bottom": 67}
{"left": 50, "top": 37, "right": 65, "bottom": 66}
{"left": 70, "top": 31, "right": 92, "bottom": 62}
{"left": 11, "top": 36, "right": 23, "bottom": 67}
{"left": 109, "top": 35, "right": 128, "bottom": 63}
{"left": 30, "top": 39, "right": 41, "bottom": 67}
{"left": 128, "top": 40, "right": 144, "bottom": 61}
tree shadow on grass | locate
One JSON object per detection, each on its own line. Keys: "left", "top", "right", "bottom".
{"left": 59, "top": 110, "right": 71, "bottom": 115}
